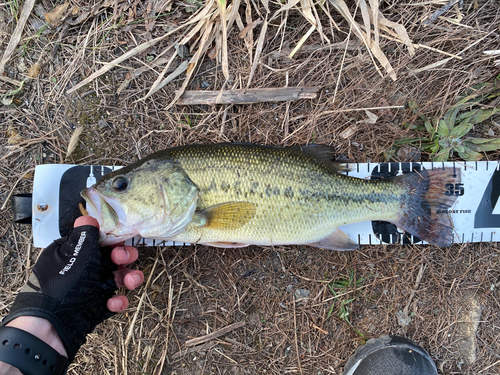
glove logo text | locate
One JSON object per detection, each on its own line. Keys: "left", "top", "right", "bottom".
{"left": 59, "top": 231, "right": 87, "bottom": 275}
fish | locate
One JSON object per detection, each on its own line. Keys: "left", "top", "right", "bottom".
{"left": 81, "top": 143, "right": 461, "bottom": 249}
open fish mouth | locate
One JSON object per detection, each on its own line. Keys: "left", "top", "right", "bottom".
{"left": 81, "top": 187, "right": 126, "bottom": 243}
{"left": 81, "top": 187, "right": 103, "bottom": 223}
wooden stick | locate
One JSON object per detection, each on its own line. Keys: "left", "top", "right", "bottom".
{"left": 177, "top": 86, "right": 319, "bottom": 105}
{"left": 0, "top": 0, "right": 36, "bottom": 74}
{"left": 0, "top": 75, "right": 23, "bottom": 86}
{"left": 184, "top": 321, "right": 245, "bottom": 347}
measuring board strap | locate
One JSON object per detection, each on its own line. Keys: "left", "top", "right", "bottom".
{"left": 30, "top": 161, "right": 500, "bottom": 248}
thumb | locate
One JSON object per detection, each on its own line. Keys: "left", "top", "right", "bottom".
{"left": 74, "top": 216, "right": 99, "bottom": 228}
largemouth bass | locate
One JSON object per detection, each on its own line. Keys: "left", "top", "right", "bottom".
{"left": 82, "top": 144, "right": 460, "bottom": 248}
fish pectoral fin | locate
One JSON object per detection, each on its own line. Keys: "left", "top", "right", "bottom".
{"left": 199, "top": 202, "right": 256, "bottom": 230}
{"left": 306, "top": 229, "right": 358, "bottom": 251}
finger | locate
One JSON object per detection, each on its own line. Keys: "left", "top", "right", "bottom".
{"left": 110, "top": 246, "right": 139, "bottom": 266}
{"left": 74, "top": 216, "right": 99, "bottom": 228}
{"left": 113, "top": 269, "right": 144, "bottom": 290}
{"left": 107, "top": 295, "right": 129, "bottom": 313}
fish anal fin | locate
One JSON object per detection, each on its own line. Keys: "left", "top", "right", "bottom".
{"left": 200, "top": 202, "right": 256, "bottom": 230}
{"left": 306, "top": 229, "right": 358, "bottom": 251}
{"left": 201, "top": 241, "right": 251, "bottom": 248}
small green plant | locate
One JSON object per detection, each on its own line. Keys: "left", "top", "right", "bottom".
{"left": 179, "top": 113, "right": 200, "bottom": 128}
{"left": 8, "top": 0, "right": 19, "bottom": 21}
{"left": 398, "top": 79, "right": 500, "bottom": 162}
{"left": 326, "top": 270, "right": 366, "bottom": 338}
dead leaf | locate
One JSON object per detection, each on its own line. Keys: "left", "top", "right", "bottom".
{"left": 7, "top": 126, "right": 23, "bottom": 144}
{"left": 357, "top": 110, "right": 378, "bottom": 124}
{"left": 2, "top": 97, "right": 13, "bottom": 106}
{"left": 207, "top": 46, "right": 217, "bottom": 59}
{"left": 378, "top": 98, "right": 394, "bottom": 121}
{"left": 238, "top": 18, "right": 262, "bottom": 39}
{"left": 65, "top": 11, "right": 90, "bottom": 26}
{"left": 397, "top": 146, "right": 421, "bottom": 162}
{"left": 44, "top": 2, "right": 69, "bottom": 27}
{"left": 27, "top": 62, "right": 41, "bottom": 78}
{"left": 340, "top": 125, "right": 358, "bottom": 139}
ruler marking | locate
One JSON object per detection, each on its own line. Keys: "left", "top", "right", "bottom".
{"left": 369, "top": 234, "right": 372, "bottom": 245}
{"left": 431, "top": 161, "right": 434, "bottom": 170}
{"left": 491, "top": 232, "right": 494, "bottom": 242}
{"left": 367, "top": 163, "right": 370, "bottom": 173}
{"left": 453, "top": 161, "right": 456, "bottom": 177}
{"left": 356, "top": 163, "right": 359, "bottom": 173}
{"left": 152, "top": 239, "right": 156, "bottom": 246}
{"left": 475, "top": 161, "right": 478, "bottom": 171}
{"left": 388, "top": 163, "right": 391, "bottom": 173}
{"left": 471, "top": 232, "right": 474, "bottom": 242}
{"left": 464, "top": 161, "right": 467, "bottom": 171}
{"left": 462, "top": 233, "right": 464, "bottom": 243}
{"left": 358, "top": 234, "right": 361, "bottom": 246}
{"left": 481, "top": 232, "right": 483, "bottom": 242}
{"left": 486, "top": 161, "right": 489, "bottom": 171}
{"left": 442, "top": 162, "right": 445, "bottom": 171}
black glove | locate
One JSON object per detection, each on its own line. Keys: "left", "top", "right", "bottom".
{"left": 2, "top": 225, "right": 117, "bottom": 362}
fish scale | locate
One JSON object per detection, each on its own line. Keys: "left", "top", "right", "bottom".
{"left": 159, "top": 145, "right": 411, "bottom": 246}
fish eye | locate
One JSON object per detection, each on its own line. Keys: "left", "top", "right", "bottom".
{"left": 112, "top": 176, "right": 129, "bottom": 192}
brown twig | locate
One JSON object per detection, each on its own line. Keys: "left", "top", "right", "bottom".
{"left": 184, "top": 321, "right": 245, "bottom": 347}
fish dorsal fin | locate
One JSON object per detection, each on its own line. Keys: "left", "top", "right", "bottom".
{"left": 198, "top": 202, "right": 256, "bottom": 230}
{"left": 288, "top": 144, "right": 350, "bottom": 173}
{"left": 306, "top": 228, "right": 358, "bottom": 251}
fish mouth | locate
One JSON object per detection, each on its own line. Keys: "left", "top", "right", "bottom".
{"left": 81, "top": 187, "right": 105, "bottom": 225}
{"left": 81, "top": 187, "right": 126, "bottom": 242}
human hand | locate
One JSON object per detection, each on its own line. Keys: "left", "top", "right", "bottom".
{"left": 75, "top": 216, "right": 144, "bottom": 312}
{"left": 1, "top": 216, "right": 144, "bottom": 362}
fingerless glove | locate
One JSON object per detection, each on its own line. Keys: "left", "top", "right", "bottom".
{"left": 2, "top": 225, "right": 117, "bottom": 362}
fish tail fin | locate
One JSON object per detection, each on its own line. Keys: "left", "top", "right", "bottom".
{"left": 394, "top": 168, "right": 461, "bottom": 246}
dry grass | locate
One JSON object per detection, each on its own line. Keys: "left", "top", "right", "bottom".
{"left": 1, "top": 0, "right": 500, "bottom": 374}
